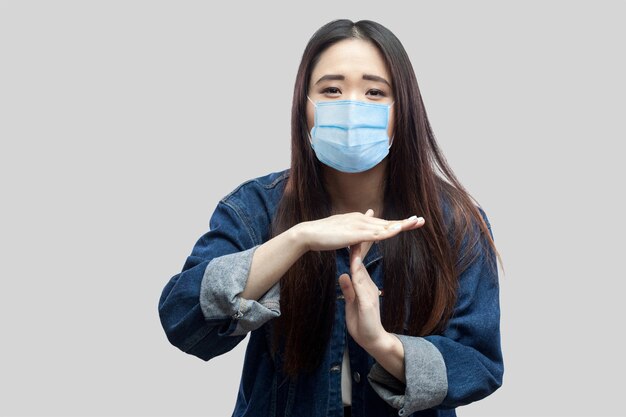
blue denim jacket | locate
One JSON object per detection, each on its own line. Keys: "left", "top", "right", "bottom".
{"left": 158, "top": 170, "right": 503, "bottom": 417}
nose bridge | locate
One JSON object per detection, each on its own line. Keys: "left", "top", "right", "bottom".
{"left": 346, "top": 89, "right": 360, "bottom": 101}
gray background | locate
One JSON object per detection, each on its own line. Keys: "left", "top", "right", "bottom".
{"left": 1, "top": 1, "right": 624, "bottom": 416}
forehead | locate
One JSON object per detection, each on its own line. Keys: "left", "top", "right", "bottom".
{"left": 310, "top": 39, "right": 391, "bottom": 82}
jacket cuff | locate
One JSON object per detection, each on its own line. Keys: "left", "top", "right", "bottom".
{"left": 199, "top": 246, "right": 281, "bottom": 337}
{"left": 367, "top": 334, "right": 447, "bottom": 416}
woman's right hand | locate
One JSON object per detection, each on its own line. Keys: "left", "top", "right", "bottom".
{"left": 293, "top": 209, "right": 425, "bottom": 253}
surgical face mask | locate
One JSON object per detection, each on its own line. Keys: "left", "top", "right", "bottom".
{"left": 307, "top": 96, "right": 394, "bottom": 173}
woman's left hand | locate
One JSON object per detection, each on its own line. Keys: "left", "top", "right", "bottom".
{"left": 338, "top": 209, "right": 423, "bottom": 352}
{"left": 339, "top": 210, "right": 423, "bottom": 382}
{"left": 339, "top": 209, "right": 425, "bottom": 352}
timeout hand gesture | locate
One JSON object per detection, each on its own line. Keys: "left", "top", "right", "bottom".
{"left": 338, "top": 209, "right": 425, "bottom": 351}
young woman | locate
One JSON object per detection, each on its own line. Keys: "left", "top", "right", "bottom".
{"left": 159, "top": 19, "right": 503, "bottom": 417}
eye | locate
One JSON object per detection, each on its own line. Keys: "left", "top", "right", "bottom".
{"left": 366, "top": 89, "right": 387, "bottom": 98}
{"left": 321, "top": 87, "right": 342, "bottom": 96}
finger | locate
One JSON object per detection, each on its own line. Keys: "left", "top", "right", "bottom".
{"left": 361, "top": 240, "right": 373, "bottom": 258}
{"left": 403, "top": 216, "right": 426, "bottom": 231}
{"left": 349, "top": 241, "right": 363, "bottom": 264}
{"left": 349, "top": 254, "right": 379, "bottom": 304}
{"left": 338, "top": 273, "right": 355, "bottom": 303}
{"left": 383, "top": 216, "right": 425, "bottom": 234}
{"left": 350, "top": 255, "right": 365, "bottom": 289}
{"left": 349, "top": 250, "right": 367, "bottom": 285}
{"left": 361, "top": 212, "right": 423, "bottom": 228}
{"left": 400, "top": 216, "right": 425, "bottom": 232}
{"left": 358, "top": 215, "right": 426, "bottom": 242}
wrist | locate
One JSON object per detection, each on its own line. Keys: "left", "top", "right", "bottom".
{"left": 366, "top": 331, "right": 397, "bottom": 358}
{"left": 288, "top": 222, "right": 310, "bottom": 256}
{"left": 366, "top": 331, "right": 406, "bottom": 385}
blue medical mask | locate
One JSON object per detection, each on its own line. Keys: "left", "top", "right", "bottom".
{"left": 307, "top": 96, "right": 394, "bottom": 173}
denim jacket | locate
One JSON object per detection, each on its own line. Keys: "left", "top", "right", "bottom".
{"left": 158, "top": 170, "right": 503, "bottom": 417}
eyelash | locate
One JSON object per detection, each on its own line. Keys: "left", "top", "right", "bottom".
{"left": 321, "top": 87, "right": 387, "bottom": 97}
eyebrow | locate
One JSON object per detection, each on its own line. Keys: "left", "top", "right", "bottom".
{"left": 314, "top": 73, "right": 391, "bottom": 87}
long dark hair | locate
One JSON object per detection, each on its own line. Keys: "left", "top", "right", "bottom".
{"left": 270, "top": 19, "right": 501, "bottom": 377}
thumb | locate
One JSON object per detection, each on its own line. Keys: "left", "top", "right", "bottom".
{"left": 338, "top": 273, "right": 356, "bottom": 303}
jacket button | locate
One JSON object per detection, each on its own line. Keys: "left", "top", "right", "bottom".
{"left": 352, "top": 371, "right": 361, "bottom": 383}
{"left": 330, "top": 364, "right": 341, "bottom": 373}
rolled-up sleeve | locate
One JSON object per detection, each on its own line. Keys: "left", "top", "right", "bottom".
{"left": 200, "top": 246, "right": 281, "bottom": 337}
{"left": 367, "top": 208, "right": 503, "bottom": 415}
{"left": 158, "top": 197, "right": 280, "bottom": 361}
{"left": 368, "top": 336, "right": 447, "bottom": 415}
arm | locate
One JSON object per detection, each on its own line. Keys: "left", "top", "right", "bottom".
{"left": 239, "top": 225, "right": 307, "bottom": 301}
{"left": 159, "top": 198, "right": 425, "bottom": 361}
{"left": 198, "top": 222, "right": 309, "bottom": 337}
{"left": 242, "top": 212, "right": 426, "bottom": 301}
{"left": 158, "top": 199, "right": 291, "bottom": 361}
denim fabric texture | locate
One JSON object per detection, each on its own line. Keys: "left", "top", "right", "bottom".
{"left": 158, "top": 169, "right": 504, "bottom": 417}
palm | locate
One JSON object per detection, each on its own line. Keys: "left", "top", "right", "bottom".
{"left": 342, "top": 241, "right": 386, "bottom": 350}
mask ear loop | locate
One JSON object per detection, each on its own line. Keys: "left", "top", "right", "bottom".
{"left": 388, "top": 101, "right": 395, "bottom": 149}
{"left": 306, "top": 96, "right": 317, "bottom": 144}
